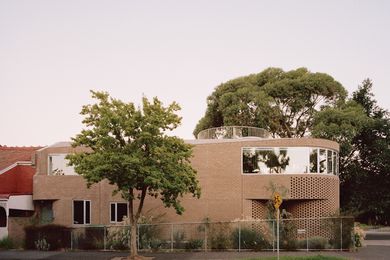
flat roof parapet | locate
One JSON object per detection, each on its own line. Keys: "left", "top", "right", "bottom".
{"left": 197, "top": 126, "right": 270, "bottom": 140}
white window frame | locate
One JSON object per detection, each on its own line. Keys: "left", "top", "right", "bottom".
{"left": 48, "top": 153, "right": 77, "bottom": 176}
{"left": 110, "top": 202, "right": 128, "bottom": 223}
{"left": 72, "top": 200, "right": 91, "bottom": 225}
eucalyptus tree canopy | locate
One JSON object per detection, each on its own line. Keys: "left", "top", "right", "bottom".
{"left": 313, "top": 79, "right": 390, "bottom": 223}
{"left": 342, "top": 80, "right": 390, "bottom": 223}
{"left": 67, "top": 91, "right": 200, "bottom": 259}
{"left": 194, "top": 67, "right": 347, "bottom": 138}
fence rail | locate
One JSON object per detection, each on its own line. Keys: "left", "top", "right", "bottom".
{"left": 28, "top": 217, "right": 355, "bottom": 252}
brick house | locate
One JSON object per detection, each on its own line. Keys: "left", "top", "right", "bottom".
{"left": 0, "top": 146, "right": 41, "bottom": 241}
{"left": 32, "top": 126, "right": 339, "bottom": 228}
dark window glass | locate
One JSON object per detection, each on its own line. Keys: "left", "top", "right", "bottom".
{"left": 0, "top": 207, "right": 6, "bottom": 227}
{"left": 9, "top": 209, "right": 34, "bottom": 217}
{"left": 73, "top": 201, "right": 84, "bottom": 224}
{"left": 110, "top": 203, "right": 116, "bottom": 222}
{"left": 85, "top": 201, "right": 90, "bottom": 224}
{"left": 117, "top": 203, "right": 128, "bottom": 222}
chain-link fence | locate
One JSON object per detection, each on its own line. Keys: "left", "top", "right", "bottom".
{"left": 31, "top": 217, "right": 354, "bottom": 252}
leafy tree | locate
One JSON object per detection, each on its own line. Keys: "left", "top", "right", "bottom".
{"left": 312, "top": 100, "right": 368, "bottom": 171}
{"left": 67, "top": 91, "right": 201, "bottom": 259}
{"left": 194, "top": 67, "right": 347, "bottom": 138}
{"left": 343, "top": 80, "right": 390, "bottom": 224}
{"left": 314, "top": 79, "right": 390, "bottom": 224}
{"left": 196, "top": 67, "right": 390, "bottom": 224}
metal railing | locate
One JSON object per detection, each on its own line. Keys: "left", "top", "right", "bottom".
{"left": 64, "top": 216, "right": 354, "bottom": 252}
{"left": 197, "top": 126, "right": 270, "bottom": 140}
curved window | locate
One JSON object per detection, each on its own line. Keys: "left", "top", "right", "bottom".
{"left": 242, "top": 147, "right": 339, "bottom": 175}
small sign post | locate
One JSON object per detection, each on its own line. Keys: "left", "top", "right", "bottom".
{"left": 273, "top": 192, "right": 282, "bottom": 260}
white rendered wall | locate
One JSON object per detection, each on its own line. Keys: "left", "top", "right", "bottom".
{"left": 8, "top": 195, "right": 34, "bottom": 211}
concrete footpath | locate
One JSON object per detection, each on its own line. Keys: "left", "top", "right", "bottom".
{"left": 0, "top": 246, "right": 389, "bottom": 260}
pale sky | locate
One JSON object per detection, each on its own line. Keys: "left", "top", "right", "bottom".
{"left": 1, "top": 1, "right": 389, "bottom": 146}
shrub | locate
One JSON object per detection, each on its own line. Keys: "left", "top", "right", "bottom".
{"left": 173, "top": 230, "right": 186, "bottom": 249}
{"left": 232, "top": 228, "right": 271, "bottom": 251}
{"left": 138, "top": 224, "right": 161, "bottom": 250}
{"left": 210, "top": 222, "right": 232, "bottom": 250}
{"left": 75, "top": 227, "right": 105, "bottom": 250}
{"left": 149, "top": 238, "right": 162, "bottom": 251}
{"left": 328, "top": 217, "right": 354, "bottom": 249}
{"left": 24, "top": 224, "right": 71, "bottom": 250}
{"left": 308, "top": 236, "right": 329, "bottom": 249}
{"left": 279, "top": 217, "right": 298, "bottom": 250}
{"left": 0, "top": 237, "right": 14, "bottom": 250}
{"left": 353, "top": 225, "right": 365, "bottom": 247}
{"left": 35, "top": 238, "right": 50, "bottom": 251}
{"left": 106, "top": 225, "right": 130, "bottom": 250}
{"left": 137, "top": 215, "right": 163, "bottom": 251}
{"left": 185, "top": 239, "right": 203, "bottom": 250}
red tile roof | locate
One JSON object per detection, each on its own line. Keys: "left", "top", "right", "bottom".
{"left": 0, "top": 146, "right": 42, "bottom": 171}
{"left": 0, "top": 165, "right": 35, "bottom": 195}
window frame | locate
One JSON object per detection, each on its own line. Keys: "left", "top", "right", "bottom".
{"left": 72, "top": 200, "right": 91, "bottom": 225}
{"left": 109, "top": 202, "right": 128, "bottom": 223}
{"left": 242, "top": 147, "right": 339, "bottom": 175}
{"left": 47, "top": 153, "right": 77, "bottom": 176}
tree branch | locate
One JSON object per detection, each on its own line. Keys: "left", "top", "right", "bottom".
{"left": 135, "top": 186, "right": 147, "bottom": 220}
{"left": 128, "top": 188, "right": 135, "bottom": 224}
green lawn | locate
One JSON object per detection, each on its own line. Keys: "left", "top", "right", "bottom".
{"left": 242, "top": 256, "right": 347, "bottom": 260}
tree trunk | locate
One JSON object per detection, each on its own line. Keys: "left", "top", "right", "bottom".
{"left": 128, "top": 187, "right": 147, "bottom": 259}
{"left": 129, "top": 218, "right": 138, "bottom": 259}
{"left": 128, "top": 189, "right": 138, "bottom": 260}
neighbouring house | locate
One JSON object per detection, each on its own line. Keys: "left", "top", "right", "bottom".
{"left": 32, "top": 126, "right": 339, "bottom": 232}
{"left": 0, "top": 146, "right": 42, "bottom": 241}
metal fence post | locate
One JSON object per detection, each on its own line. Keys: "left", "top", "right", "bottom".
{"left": 103, "top": 226, "right": 106, "bottom": 251}
{"left": 306, "top": 220, "right": 308, "bottom": 252}
{"left": 277, "top": 211, "right": 280, "bottom": 260}
{"left": 137, "top": 224, "right": 140, "bottom": 252}
{"left": 238, "top": 221, "right": 241, "bottom": 252}
{"left": 70, "top": 228, "right": 73, "bottom": 250}
{"left": 272, "top": 220, "right": 275, "bottom": 252}
{"left": 171, "top": 223, "right": 174, "bottom": 252}
{"left": 340, "top": 218, "right": 343, "bottom": 251}
{"left": 204, "top": 223, "right": 207, "bottom": 252}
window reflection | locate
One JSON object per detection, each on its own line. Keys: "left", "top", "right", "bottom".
{"left": 327, "top": 150, "right": 333, "bottom": 174}
{"left": 319, "top": 149, "right": 327, "bottom": 173}
{"left": 259, "top": 149, "right": 289, "bottom": 173}
{"left": 310, "top": 149, "right": 318, "bottom": 173}
{"left": 243, "top": 147, "right": 339, "bottom": 175}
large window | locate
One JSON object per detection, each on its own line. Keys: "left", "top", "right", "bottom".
{"left": 73, "top": 200, "right": 91, "bottom": 225}
{"left": 243, "top": 147, "right": 339, "bottom": 175}
{"left": 110, "top": 202, "right": 128, "bottom": 223}
{"left": 48, "top": 154, "right": 77, "bottom": 175}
